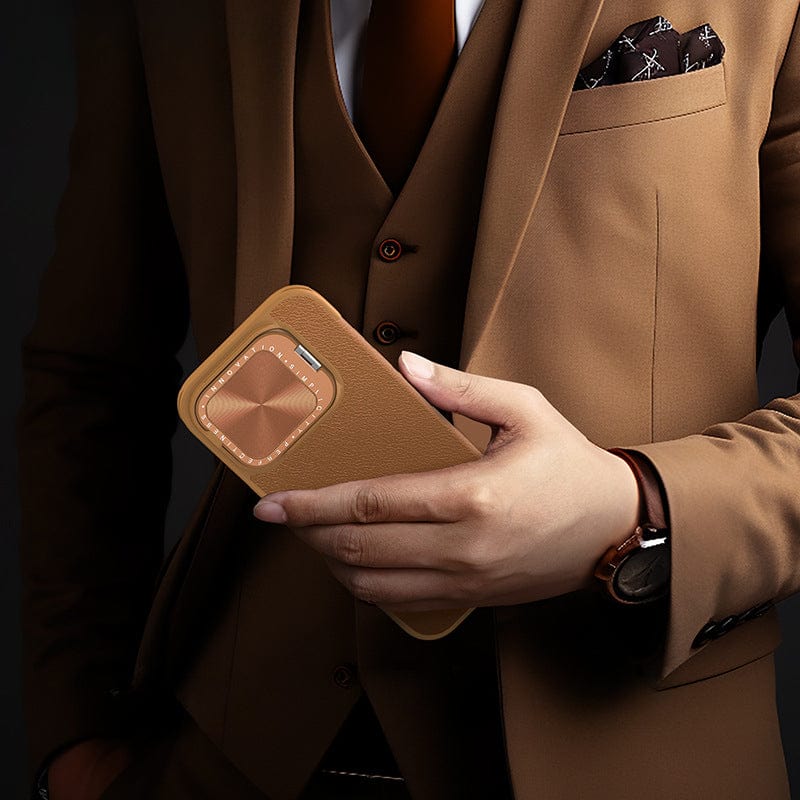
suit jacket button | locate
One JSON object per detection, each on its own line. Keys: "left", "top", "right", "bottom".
{"left": 739, "top": 606, "right": 757, "bottom": 623}
{"left": 740, "top": 601, "right": 772, "bottom": 623}
{"left": 717, "top": 615, "right": 739, "bottom": 635}
{"left": 378, "top": 238, "right": 403, "bottom": 262}
{"left": 374, "top": 320, "right": 401, "bottom": 344}
{"left": 332, "top": 663, "right": 358, "bottom": 689}
{"left": 751, "top": 600, "right": 774, "bottom": 618}
{"left": 692, "top": 621, "right": 719, "bottom": 649}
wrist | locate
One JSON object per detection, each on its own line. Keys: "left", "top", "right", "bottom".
{"left": 603, "top": 447, "right": 643, "bottom": 544}
{"left": 577, "top": 447, "right": 642, "bottom": 593}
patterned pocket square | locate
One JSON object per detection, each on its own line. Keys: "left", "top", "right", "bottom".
{"left": 574, "top": 15, "right": 725, "bottom": 90}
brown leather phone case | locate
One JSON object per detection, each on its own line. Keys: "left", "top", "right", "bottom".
{"left": 177, "top": 284, "right": 482, "bottom": 640}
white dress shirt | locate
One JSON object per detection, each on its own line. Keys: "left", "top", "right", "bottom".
{"left": 330, "top": 0, "right": 487, "bottom": 121}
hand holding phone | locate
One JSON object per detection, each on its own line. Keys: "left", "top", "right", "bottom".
{"left": 177, "top": 284, "right": 481, "bottom": 639}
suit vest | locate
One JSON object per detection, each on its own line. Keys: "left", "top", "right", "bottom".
{"left": 174, "top": 2, "right": 522, "bottom": 798}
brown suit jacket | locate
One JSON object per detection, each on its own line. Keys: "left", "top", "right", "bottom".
{"left": 17, "top": 0, "right": 800, "bottom": 797}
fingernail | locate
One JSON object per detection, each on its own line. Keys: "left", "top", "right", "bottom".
{"left": 254, "top": 501, "right": 287, "bottom": 524}
{"left": 400, "top": 350, "right": 434, "bottom": 379}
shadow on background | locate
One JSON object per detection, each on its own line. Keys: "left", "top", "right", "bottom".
{"left": 3, "top": 4, "right": 799, "bottom": 799}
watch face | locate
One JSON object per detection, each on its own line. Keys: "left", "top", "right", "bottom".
{"left": 612, "top": 545, "right": 671, "bottom": 603}
{"left": 194, "top": 330, "right": 335, "bottom": 466}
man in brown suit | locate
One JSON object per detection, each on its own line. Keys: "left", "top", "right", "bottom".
{"left": 17, "top": 0, "right": 800, "bottom": 798}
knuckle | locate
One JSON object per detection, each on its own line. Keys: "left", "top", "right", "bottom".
{"left": 349, "top": 572, "right": 379, "bottom": 604}
{"left": 453, "top": 374, "right": 479, "bottom": 406}
{"left": 334, "top": 527, "right": 365, "bottom": 565}
{"left": 451, "top": 569, "right": 484, "bottom": 601}
{"left": 455, "top": 535, "right": 497, "bottom": 572}
{"left": 464, "top": 481, "right": 501, "bottom": 519}
{"left": 352, "top": 484, "right": 387, "bottom": 524}
{"left": 523, "top": 383, "right": 545, "bottom": 407}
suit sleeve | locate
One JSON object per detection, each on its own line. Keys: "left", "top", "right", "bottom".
{"left": 16, "top": 0, "right": 187, "bottom": 784}
{"left": 622, "top": 6, "right": 800, "bottom": 679}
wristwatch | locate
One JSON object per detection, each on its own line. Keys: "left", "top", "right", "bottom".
{"left": 594, "top": 448, "right": 671, "bottom": 604}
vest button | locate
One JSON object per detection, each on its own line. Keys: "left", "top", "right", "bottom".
{"left": 373, "top": 320, "right": 401, "bottom": 345}
{"left": 332, "top": 662, "right": 357, "bottom": 689}
{"left": 378, "top": 238, "right": 403, "bottom": 262}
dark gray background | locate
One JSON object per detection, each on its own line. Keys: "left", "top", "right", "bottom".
{"left": 3, "top": 5, "right": 800, "bottom": 799}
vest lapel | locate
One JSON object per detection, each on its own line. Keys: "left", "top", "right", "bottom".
{"left": 225, "top": 0, "right": 301, "bottom": 326}
{"left": 460, "top": 0, "right": 606, "bottom": 370}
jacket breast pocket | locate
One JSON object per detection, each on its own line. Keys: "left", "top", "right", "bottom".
{"left": 559, "top": 60, "right": 727, "bottom": 135}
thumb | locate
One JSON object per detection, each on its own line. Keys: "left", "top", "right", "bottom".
{"left": 397, "top": 350, "right": 534, "bottom": 429}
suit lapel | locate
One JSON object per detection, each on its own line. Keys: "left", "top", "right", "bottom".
{"left": 224, "top": 0, "right": 606, "bottom": 359}
{"left": 460, "top": 0, "right": 606, "bottom": 370}
{"left": 225, "top": 0, "right": 301, "bottom": 326}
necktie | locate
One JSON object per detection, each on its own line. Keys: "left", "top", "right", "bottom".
{"left": 355, "top": 0, "right": 457, "bottom": 195}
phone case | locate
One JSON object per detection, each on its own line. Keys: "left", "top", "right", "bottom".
{"left": 177, "top": 284, "right": 482, "bottom": 640}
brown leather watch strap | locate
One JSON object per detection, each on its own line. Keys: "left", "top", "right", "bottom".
{"left": 607, "top": 447, "right": 668, "bottom": 530}
{"left": 594, "top": 448, "right": 670, "bottom": 604}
